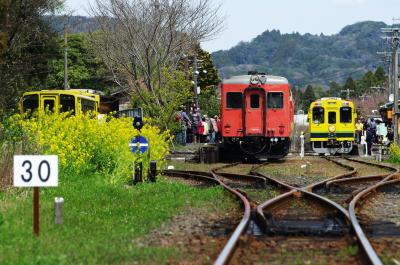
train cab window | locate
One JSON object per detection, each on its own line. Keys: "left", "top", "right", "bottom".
{"left": 226, "top": 92, "right": 243, "bottom": 109}
{"left": 60, "top": 94, "right": 75, "bottom": 113}
{"left": 267, "top": 92, "right": 283, "bottom": 108}
{"left": 312, "top": 107, "right": 324, "bottom": 124}
{"left": 340, "top": 107, "right": 352, "bottom": 123}
{"left": 81, "top": 98, "right": 96, "bottom": 113}
{"left": 22, "top": 94, "right": 39, "bottom": 113}
{"left": 250, "top": 94, "right": 260, "bottom": 108}
{"left": 328, "top": 112, "right": 336, "bottom": 124}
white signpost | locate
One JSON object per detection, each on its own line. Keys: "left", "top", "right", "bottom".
{"left": 13, "top": 155, "right": 58, "bottom": 236}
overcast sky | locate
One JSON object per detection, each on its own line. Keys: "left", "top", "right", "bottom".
{"left": 64, "top": 0, "right": 400, "bottom": 52}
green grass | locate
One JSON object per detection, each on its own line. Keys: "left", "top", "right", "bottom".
{"left": 0, "top": 172, "right": 234, "bottom": 264}
{"left": 242, "top": 188, "right": 280, "bottom": 203}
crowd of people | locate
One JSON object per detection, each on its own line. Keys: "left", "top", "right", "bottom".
{"left": 355, "top": 117, "right": 393, "bottom": 155}
{"left": 175, "top": 105, "right": 222, "bottom": 146}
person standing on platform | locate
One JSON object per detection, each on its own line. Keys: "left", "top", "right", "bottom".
{"left": 202, "top": 115, "right": 209, "bottom": 143}
{"left": 179, "top": 107, "right": 191, "bottom": 146}
{"left": 210, "top": 116, "right": 218, "bottom": 144}
{"left": 355, "top": 119, "right": 363, "bottom": 144}
{"left": 190, "top": 106, "right": 201, "bottom": 144}
{"left": 366, "top": 127, "right": 374, "bottom": 155}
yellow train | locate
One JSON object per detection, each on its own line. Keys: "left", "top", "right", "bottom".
{"left": 21, "top": 89, "right": 101, "bottom": 115}
{"left": 308, "top": 97, "right": 357, "bottom": 154}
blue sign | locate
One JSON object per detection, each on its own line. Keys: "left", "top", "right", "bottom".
{"left": 129, "top": 136, "right": 149, "bottom": 154}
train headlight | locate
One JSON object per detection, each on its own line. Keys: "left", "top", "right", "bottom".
{"left": 250, "top": 75, "right": 259, "bottom": 85}
{"left": 328, "top": 125, "right": 336, "bottom": 133}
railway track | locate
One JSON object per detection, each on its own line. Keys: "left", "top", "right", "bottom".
{"left": 312, "top": 157, "right": 396, "bottom": 208}
{"left": 161, "top": 156, "right": 399, "bottom": 265}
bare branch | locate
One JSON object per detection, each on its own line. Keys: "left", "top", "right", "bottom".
{"left": 88, "top": 0, "right": 224, "bottom": 112}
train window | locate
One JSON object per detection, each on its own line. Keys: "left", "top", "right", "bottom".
{"left": 226, "top": 92, "right": 243, "bottom": 109}
{"left": 60, "top": 95, "right": 75, "bottom": 113}
{"left": 312, "top": 107, "right": 324, "bottom": 124}
{"left": 43, "top": 99, "right": 55, "bottom": 112}
{"left": 267, "top": 92, "right": 283, "bottom": 108}
{"left": 81, "top": 98, "right": 96, "bottom": 113}
{"left": 328, "top": 112, "right": 336, "bottom": 124}
{"left": 250, "top": 94, "right": 260, "bottom": 108}
{"left": 340, "top": 107, "right": 352, "bottom": 123}
{"left": 22, "top": 94, "right": 39, "bottom": 113}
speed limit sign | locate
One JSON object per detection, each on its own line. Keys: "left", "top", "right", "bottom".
{"left": 14, "top": 155, "right": 58, "bottom": 236}
{"left": 14, "top": 155, "right": 58, "bottom": 187}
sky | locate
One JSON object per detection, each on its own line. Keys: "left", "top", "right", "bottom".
{"left": 64, "top": 0, "right": 400, "bottom": 52}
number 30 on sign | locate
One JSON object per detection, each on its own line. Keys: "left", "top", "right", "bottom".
{"left": 14, "top": 155, "right": 58, "bottom": 187}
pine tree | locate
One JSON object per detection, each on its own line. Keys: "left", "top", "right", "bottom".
{"left": 327, "top": 81, "right": 342, "bottom": 97}
{"left": 195, "top": 44, "right": 220, "bottom": 91}
{"left": 360, "top": 71, "right": 377, "bottom": 94}
{"left": 374, "top": 66, "right": 386, "bottom": 85}
{"left": 302, "top": 85, "right": 316, "bottom": 110}
{"left": 343, "top": 77, "right": 356, "bottom": 98}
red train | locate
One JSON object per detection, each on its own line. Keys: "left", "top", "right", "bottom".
{"left": 220, "top": 72, "right": 294, "bottom": 159}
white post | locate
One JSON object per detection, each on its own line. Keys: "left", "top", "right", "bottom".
{"left": 379, "top": 145, "right": 382, "bottom": 162}
{"left": 300, "top": 133, "right": 305, "bottom": 159}
{"left": 54, "top": 197, "right": 64, "bottom": 225}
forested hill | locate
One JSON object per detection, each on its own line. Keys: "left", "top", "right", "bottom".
{"left": 45, "top": 16, "right": 100, "bottom": 34}
{"left": 211, "top": 21, "right": 387, "bottom": 86}
{"left": 48, "top": 17, "right": 387, "bottom": 87}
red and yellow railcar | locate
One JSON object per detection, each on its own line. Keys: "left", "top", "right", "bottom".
{"left": 220, "top": 72, "right": 294, "bottom": 159}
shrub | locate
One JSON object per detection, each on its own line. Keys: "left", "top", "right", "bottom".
{"left": 389, "top": 143, "right": 400, "bottom": 163}
{"left": 0, "top": 112, "right": 171, "bottom": 184}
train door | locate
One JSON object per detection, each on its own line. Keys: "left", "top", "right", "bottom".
{"left": 244, "top": 89, "right": 265, "bottom": 136}
{"left": 41, "top": 96, "right": 57, "bottom": 113}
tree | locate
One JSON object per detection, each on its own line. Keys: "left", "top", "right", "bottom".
{"left": 374, "top": 66, "right": 386, "bottom": 85}
{"left": 0, "top": 0, "right": 63, "bottom": 111}
{"left": 195, "top": 45, "right": 220, "bottom": 91}
{"left": 292, "top": 87, "right": 304, "bottom": 111}
{"left": 302, "top": 85, "right": 316, "bottom": 110}
{"left": 360, "top": 71, "right": 377, "bottom": 94}
{"left": 90, "top": 0, "right": 224, "bottom": 126}
{"left": 45, "top": 33, "right": 115, "bottom": 92}
{"left": 192, "top": 44, "right": 220, "bottom": 117}
{"left": 130, "top": 69, "right": 192, "bottom": 129}
{"left": 343, "top": 76, "right": 356, "bottom": 98}
{"left": 327, "top": 81, "right": 342, "bottom": 97}
{"left": 312, "top": 85, "right": 327, "bottom": 99}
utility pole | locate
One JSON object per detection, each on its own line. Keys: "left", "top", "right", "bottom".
{"left": 389, "top": 56, "right": 393, "bottom": 96}
{"left": 382, "top": 26, "right": 400, "bottom": 143}
{"left": 377, "top": 51, "right": 392, "bottom": 97}
{"left": 340, "top": 88, "right": 354, "bottom": 100}
{"left": 64, "top": 24, "right": 69, "bottom": 89}
{"left": 394, "top": 34, "right": 399, "bottom": 144}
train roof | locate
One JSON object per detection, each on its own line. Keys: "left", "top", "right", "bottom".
{"left": 318, "top": 97, "right": 342, "bottom": 101}
{"left": 23, "top": 89, "right": 104, "bottom": 95}
{"left": 310, "top": 97, "right": 354, "bottom": 109}
{"left": 222, "top": 75, "right": 289, "bottom": 85}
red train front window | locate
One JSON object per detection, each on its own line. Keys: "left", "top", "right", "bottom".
{"left": 226, "top": 92, "right": 243, "bottom": 109}
{"left": 267, "top": 92, "right": 283, "bottom": 108}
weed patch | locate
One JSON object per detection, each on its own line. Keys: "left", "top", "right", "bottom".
{"left": 0, "top": 172, "right": 233, "bottom": 264}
